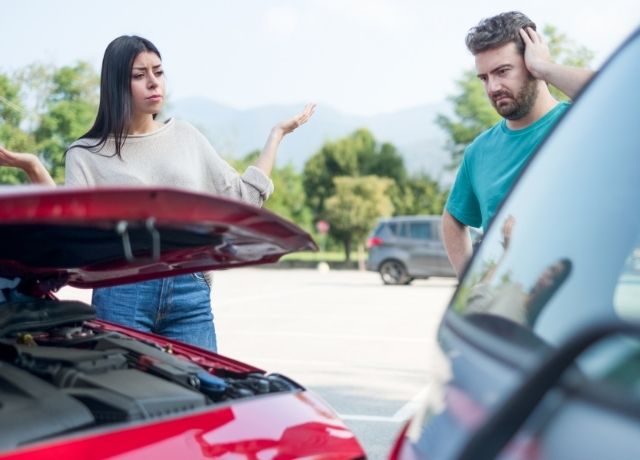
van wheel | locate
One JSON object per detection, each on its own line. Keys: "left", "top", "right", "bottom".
{"left": 379, "top": 260, "right": 412, "bottom": 285}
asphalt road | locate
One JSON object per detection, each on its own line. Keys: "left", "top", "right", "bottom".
{"left": 213, "top": 268, "right": 456, "bottom": 459}
{"left": 59, "top": 268, "right": 456, "bottom": 459}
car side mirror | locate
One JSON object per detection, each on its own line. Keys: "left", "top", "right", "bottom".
{"left": 455, "top": 321, "right": 640, "bottom": 460}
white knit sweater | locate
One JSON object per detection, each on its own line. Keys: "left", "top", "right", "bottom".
{"left": 65, "top": 118, "right": 274, "bottom": 206}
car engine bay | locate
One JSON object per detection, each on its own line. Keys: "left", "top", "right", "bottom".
{"left": 0, "top": 296, "right": 301, "bottom": 451}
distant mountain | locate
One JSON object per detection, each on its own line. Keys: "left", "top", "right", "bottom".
{"left": 167, "top": 98, "right": 455, "bottom": 184}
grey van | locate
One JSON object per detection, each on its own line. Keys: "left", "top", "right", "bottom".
{"left": 365, "top": 215, "right": 456, "bottom": 284}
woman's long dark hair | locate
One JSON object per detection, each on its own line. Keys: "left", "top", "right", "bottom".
{"left": 72, "top": 35, "right": 162, "bottom": 159}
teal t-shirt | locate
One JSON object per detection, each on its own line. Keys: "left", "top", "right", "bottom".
{"left": 446, "top": 102, "right": 569, "bottom": 231}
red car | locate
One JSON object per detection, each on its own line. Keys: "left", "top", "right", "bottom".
{"left": 0, "top": 186, "right": 365, "bottom": 460}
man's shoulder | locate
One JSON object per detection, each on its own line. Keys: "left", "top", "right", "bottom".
{"left": 465, "top": 120, "right": 504, "bottom": 155}
{"left": 554, "top": 101, "right": 571, "bottom": 117}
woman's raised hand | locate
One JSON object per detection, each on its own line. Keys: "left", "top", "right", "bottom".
{"left": 253, "top": 104, "right": 317, "bottom": 177}
{"left": 0, "top": 145, "right": 32, "bottom": 169}
{"left": 273, "top": 103, "right": 316, "bottom": 137}
{"left": 0, "top": 146, "right": 56, "bottom": 185}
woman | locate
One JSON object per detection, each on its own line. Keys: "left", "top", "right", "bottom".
{"left": 0, "top": 35, "right": 315, "bottom": 351}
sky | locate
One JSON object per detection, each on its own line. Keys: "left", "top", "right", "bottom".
{"left": 1, "top": 0, "right": 639, "bottom": 116}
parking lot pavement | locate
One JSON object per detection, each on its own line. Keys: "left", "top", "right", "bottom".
{"left": 214, "top": 268, "right": 456, "bottom": 459}
{"left": 58, "top": 267, "right": 457, "bottom": 459}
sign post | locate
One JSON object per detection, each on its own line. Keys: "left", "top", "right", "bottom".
{"left": 315, "top": 220, "right": 330, "bottom": 253}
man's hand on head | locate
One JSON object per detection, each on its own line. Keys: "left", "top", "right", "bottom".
{"left": 519, "top": 27, "right": 553, "bottom": 81}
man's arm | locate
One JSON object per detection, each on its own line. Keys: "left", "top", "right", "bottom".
{"left": 442, "top": 209, "right": 473, "bottom": 279}
{"left": 520, "top": 27, "right": 594, "bottom": 99}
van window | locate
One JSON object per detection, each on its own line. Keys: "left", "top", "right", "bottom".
{"left": 375, "top": 223, "right": 395, "bottom": 238}
{"left": 409, "top": 222, "right": 432, "bottom": 240}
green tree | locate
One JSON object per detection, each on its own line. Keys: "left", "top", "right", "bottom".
{"left": 0, "top": 73, "right": 38, "bottom": 184}
{"left": 393, "top": 173, "right": 447, "bottom": 216}
{"left": 0, "top": 62, "right": 99, "bottom": 184}
{"left": 34, "top": 62, "right": 99, "bottom": 182}
{"left": 302, "top": 128, "right": 406, "bottom": 217}
{"left": 438, "top": 26, "right": 594, "bottom": 169}
{"left": 266, "top": 163, "right": 312, "bottom": 228}
{"left": 301, "top": 128, "right": 453, "bottom": 254}
{"left": 542, "top": 25, "right": 594, "bottom": 100}
{"left": 324, "top": 176, "right": 394, "bottom": 261}
{"left": 0, "top": 74, "right": 23, "bottom": 127}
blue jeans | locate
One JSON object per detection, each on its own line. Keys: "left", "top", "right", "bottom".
{"left": 92, "top": 273, "right": 216, "bottom": 351}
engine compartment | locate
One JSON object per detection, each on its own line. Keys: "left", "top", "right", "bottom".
{"left": 0, "top": 298, "right": 301, "bottom": 451}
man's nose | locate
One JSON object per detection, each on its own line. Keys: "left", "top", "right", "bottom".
{"left": 486, "top": 76, "right": 504, "bottom": 95}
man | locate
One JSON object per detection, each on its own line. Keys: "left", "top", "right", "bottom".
{"left": 442, "top": 11, "right": 593, "bottom": 278}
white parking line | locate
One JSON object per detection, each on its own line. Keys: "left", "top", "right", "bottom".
{"left": 337, "top": 385, "right": 430, "bottom": 423}
{"left": 392, "top": 385, "right": 430, "bottom": 420}
{"left": 337, "top": 414, "right": 400, "bottom": 423}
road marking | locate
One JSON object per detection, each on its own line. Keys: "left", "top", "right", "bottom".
{"left": 337, "top": 385, "right": 430, "bottom": 423}
{"left": 392, "top": 385, "right": 430, "bottom": 420}
{"left": 337, "top": 414, "right": 400, "bottom": 423}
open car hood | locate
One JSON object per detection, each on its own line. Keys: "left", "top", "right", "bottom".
{"left": 0, "top": 186, "right": 316, "bottom": 292}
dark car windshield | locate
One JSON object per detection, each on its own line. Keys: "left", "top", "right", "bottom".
{"left": 448, "top": 30, "right": 640, "bottom": 390}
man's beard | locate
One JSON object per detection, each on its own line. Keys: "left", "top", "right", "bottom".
{"left": 490, "top": 76, "right": 539, "bottom": 120}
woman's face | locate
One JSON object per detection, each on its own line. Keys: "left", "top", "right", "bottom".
{"left": 130, "top": 51, "right": 165, "bottom": 118}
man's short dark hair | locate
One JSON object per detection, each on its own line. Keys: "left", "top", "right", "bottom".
{"left": 466, "top": 11, "right": 537, "bottom": 55}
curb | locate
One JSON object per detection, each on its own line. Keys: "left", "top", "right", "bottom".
{"left": 261, "top": 260, "right": 361, "bottom": 270}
